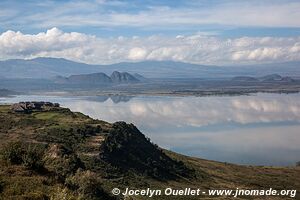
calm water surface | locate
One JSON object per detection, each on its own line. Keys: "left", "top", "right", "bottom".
{"left": 1, "top": 93, "right": 300, "bottom": 166}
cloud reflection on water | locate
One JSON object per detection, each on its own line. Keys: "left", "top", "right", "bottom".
{"left": 1, "top": 93, "right": 300, "bottom": 166}
{"left": 67, "top": 94, "right": 300, "bottom": 129}
{"left": 64, "top": 93, "right": 300, "bottom": 166}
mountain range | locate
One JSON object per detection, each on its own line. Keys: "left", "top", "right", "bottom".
{"left": 231, "top": 74, "right": 295, "bottom": 82}
{"left": 0, "top": 89, "right": 18, "bottom": 97}
{"left": 1, "top": 57, "right": 300, "bottom": 79}
{"left": 55, "top": 71, "right": 142, "bottom": 84}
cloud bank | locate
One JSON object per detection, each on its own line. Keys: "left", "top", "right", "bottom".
{"left": 0, "top": 28, "right": 300, "bottom": 64}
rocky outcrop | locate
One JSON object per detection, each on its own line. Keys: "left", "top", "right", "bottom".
{"left": 100, "top": 122, "right": 193, "bottom": 180}
{"left": 54, "top": 71, "right": 142, "bottom": 85}
{"left": 110, "top": 71, "right": 140, "bottom": 83}
{"left": 11, "top": 101, "right": 60, "bottom": 113}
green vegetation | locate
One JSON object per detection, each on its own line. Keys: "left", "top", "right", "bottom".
{"left": 0, "top": 104, "right": 299, "bottom": 200}
{"left": 101, "top": 122, "right": 193, "bottom": 180}
{"left": 1, "top": 141, "right": 46, "bottom": 170}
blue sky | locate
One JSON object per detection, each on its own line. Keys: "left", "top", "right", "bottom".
{"left": 1, "top": 0, "right": 300, "bottom": 37}
{"left": 0, "top": 0, "right": 300, "bottom": 64}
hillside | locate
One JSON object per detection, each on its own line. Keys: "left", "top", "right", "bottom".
{"left": 0, "top": 104, "right": 299, "bottom": 200}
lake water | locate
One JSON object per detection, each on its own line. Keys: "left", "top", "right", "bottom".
{"left": 1, "top": 93, "right": 300, "bottom": 166}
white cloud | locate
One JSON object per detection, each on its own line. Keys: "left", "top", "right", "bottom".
{"left": 128, "top": 47, "right": 147, "bottom": 60}
{"left": 65, "top": 94, "right": 300, "bottom": 128}
{"left": 0, "top": 28, "right": 300, "bottom": 64}
{"left": 232, "top": 48, "right": 283, "bottom": 61}
{"left": 0, "top": 27, "right": 93, "bottom": 56}
{"left": 1, "top": 1, "right": 300, "bottom": 30}
{"left": 32, "top": 1, "right": 300, "bottom": 28}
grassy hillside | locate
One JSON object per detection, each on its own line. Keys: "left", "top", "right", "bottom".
{"left": 0, "top": 105, "right": 299, "bottom": 200}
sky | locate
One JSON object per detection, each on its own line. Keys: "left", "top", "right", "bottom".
{"left": 0, "top": 0, "right": 300, "bottom": 65}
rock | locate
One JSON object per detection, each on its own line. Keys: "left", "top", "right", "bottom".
{"left": 11, "top": 101, "right": 60, "bottom": 113}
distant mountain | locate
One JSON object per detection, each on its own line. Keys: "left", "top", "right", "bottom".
{"left": 231, "top": 74, "right": 295, "bottom": 82}
{"left": 0, "top": 57, "right": 100, "bottom": 79}
{"left": 133, "top": 73, "right": 148, "bottom": 81}
{"left": 231, "top": 76, "right": 259, "bottom": 82}
{"left": 1, "top": 57, "right": 300, "bottom": 79}
{"left": 68, "top": 73, "right": 112, "bottom": 84}
{"left": 110, "top": 71, "right": 139, "bottom": 83}
{"left": 0, "top": 89, "right": 18, "bottom": 97}
{"left": 258, "top": 74, "right": 296, "bottom": 82}
{"left": 54, "top": 71, "right": 141, "bottom": 84}
{"left": 259, "top": 74, "right": 283, "bottom": 81}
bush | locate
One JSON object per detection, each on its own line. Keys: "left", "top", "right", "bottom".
{"left": 0, "top": 141, "right": 46, "bottom": 170}
{"left": 45, "top": 153, "right": 83, "bottom": 180}
{"left": 50, "top": 187, "right": 78, "bottom": 200}
{"left": 296, "top": 161, "right": 300, "bottom": 167}
{"left": 0, "top": 180, "right": 4, "bottom": 193}
{"left": 22, "top": 144, "right": 46, "bottom": 170}
{"left": 1, "top": 141, "right": 24, "bottom": 165}
{"left": 66, "top": 170, "right": 115, "bottom": 200}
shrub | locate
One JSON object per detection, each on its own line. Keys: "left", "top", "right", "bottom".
{"left": 66, "top": 170, "right": 115, "bottom": 200}
{"left": 50, "top": 187, "right": 78, "bottom": 200}
{"left": 1, "top": 141, "right": 24, "bottom": 164}
{"left": 296, "top": 161, "right": 300, "bottom": 167}
{"left": 45, "top": 153, "right": 83, "bottom": 180}
{"left": 22, "top": 144, "right": 46, "bottom": 170}
{"left": 0, "top": 141, "right": 46, "bottom": 170}
{"left": 0, "top": 180, "right": 4, "bottom": 193}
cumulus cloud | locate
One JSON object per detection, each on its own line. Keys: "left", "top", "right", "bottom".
{"left": 128, "top": 47, "right": 147, "bottom": 60}
{"left": 0, "top": 27, "right": 93, "bottom": 56}
{"left": 0, "top": 28, "right": 300, "bottom": 64}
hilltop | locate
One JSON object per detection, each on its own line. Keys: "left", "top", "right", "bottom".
{"left": 0, "top": 104, "right": 299, "bottom": 200}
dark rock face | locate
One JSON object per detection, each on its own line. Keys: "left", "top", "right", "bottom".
{"left": 100, "top": 122, "right": 193, "bottom": 180}
{"left": 110, "top": 71, "right": 140, "bottom": 84}
{"left": 11, "top": 102, "right": 60, "bottom": 113}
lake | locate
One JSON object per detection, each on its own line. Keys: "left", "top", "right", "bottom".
{"left": 1, "top": 93, "right": 300, "bottom": 166}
